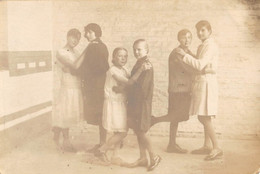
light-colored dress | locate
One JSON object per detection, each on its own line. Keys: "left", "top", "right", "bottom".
{"left": 182, "top": 37, "right": 218, "bottom": 116}
{"left": 52, "top": 49, "right": 84, "bottom": 128}
{"left": 102, "top": 66, "right": 129, "bottom": 132}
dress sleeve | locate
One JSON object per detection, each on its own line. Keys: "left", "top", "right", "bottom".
{"left": 182, "top": 44, "right": 215, "bottom": 71}
{"left": 56, "top": 49, "right": 76, "bottom": 67}
{"left": 110, "top": 66, "right": 129, "bottom": 84}
{"left": 183, "top": 45, "right": 214, "bottom": 71}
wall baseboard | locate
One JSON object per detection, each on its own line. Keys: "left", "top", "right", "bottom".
{"left": 0, "top": 111, "right": 52, "bottom": 156}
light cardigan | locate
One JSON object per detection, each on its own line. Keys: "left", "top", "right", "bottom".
{"left": 182, "top": 37, "right": 218, "bottom": 74}
{"left": 181, "top": 37, "right": 219, "bottom": 116}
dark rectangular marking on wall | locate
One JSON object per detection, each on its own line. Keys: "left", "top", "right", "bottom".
{"left": 0, "top": 101, "right": 52, "bottom": 125}
{"left": 0, "top": 51, "right": 9, "bottom": 71}
{"left": 7, "top": 51, "right": 52, "bottom": 76}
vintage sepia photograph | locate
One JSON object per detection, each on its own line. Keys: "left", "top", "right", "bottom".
{"left": 0, "top": 0, "right": 260, "bottom": 173}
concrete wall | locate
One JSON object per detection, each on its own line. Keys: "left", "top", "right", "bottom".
{"left": 0, "top": 1, "right": 52, "bottom": 130}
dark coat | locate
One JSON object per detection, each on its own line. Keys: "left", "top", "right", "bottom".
{"left": 168, "top": 46, "right": 194, "bottom": 93}
{"left": 127, "top": 56, "right": 154, "bottom": 132}
{"left": 78, "top": 38, "right": 109, "bottom": 125}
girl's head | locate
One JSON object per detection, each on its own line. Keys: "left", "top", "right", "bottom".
{"left": 177, "top": 29, "right": 192, "bottom": 48}
{"left": 84, "top": 23, "right": 102, "bottom": 42}
{"left": 196, "top": 20, "right": 212, "bottom": 41}
{"left": 67, "top": 28, "right": 81, "bottom": 48}
{"left": 112, "top": 47, "right": 128, "bottom": 67}
{"left": 133, "top": 39, "right": 149, "bottom": 59}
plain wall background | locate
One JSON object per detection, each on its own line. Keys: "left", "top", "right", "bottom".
{"left": 1, "top": 0, "right": 259, "bottom": 139}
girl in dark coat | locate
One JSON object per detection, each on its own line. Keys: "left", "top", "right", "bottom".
{"left": 78, "top": 23, "right": 109, "bottom": 151}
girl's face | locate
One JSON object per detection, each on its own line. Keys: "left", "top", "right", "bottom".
{"left": 179, "top": 32, "right": 192, "bottom": 48}
{"left": 84, "top": 30, "right": 96, "bottom": 42}
{"left": 133, "top": 42, "right": 148, "bottom": 59}
{"left": 197, "top": 26, "right": 211, "bottom": 41}
{"left": 114, "top": 50, "right": 128, "bottom": 67}
{"left": 67, "top": 35, "right": 80, "bottom": 48}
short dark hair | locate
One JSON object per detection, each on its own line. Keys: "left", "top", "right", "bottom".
{"left": 84, "top": 23, "right": 102, "bottom": 37}
{"left": 112, "top": 47, "right": 128, "bottom": 65}
{"left": 67, "top": 28, "right": 81, "bottom": 39}
{"left": 133, "top": 39, "right": 149, "bottom": 54}
{"left": 195, "top": 20, "right": 212, "bottom": 32}
{"left": 177, "top": 29, "right": 192, "bottom": 41}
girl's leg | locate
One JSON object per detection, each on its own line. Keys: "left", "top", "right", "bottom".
{"left": 199, "top": 116, "right": 223, "bottom": 160}
{"left": 167, "top": 121, "right": 187, "bottom": 153}
{"left": 127, "top": 130, "right": 161, "bottom": 170}
{"left": 198, "top": 116, "right": 212, "bottom": 148}
{"left": 203, "top": 124, "right": 211, "bottom": 148}
{"left": 112, "top": 142, "right": 121, "bottom": 158}
{"left": 87, "top": 124, "right": 106, "bottom": 153}
{"left": 168, "top": 121, "right": 178, "bottom": 146}
{"left": 99, "top": 124, "right": 107, "bottom": 146}
{"left": 99, "top": 132, "right": 127, "bottom": 152}
{"left": 62, "top": 128, "right": 76, "bottom": 152}
{"left": 52, "top": 126, "right": 61, "bottom": 146}
{"left": 139, "top": 131, "right": 154, "bottom": 160}
{"left": 191, "top": 116, "right": 212, "bottom": 154}
{"left": 126, "top": 131, "right": 148, "bottom": 168}
{"left": 151, "top": 114, "right": 170, "bottom": 126}
{"left": 201, "top": 117, "right": 219, "bottom": 149}
{"left": 137, "top": 131, "right": 161, "bottom": 171}
{"left": 95, "top": 132, "right": 126, "bottom": 163}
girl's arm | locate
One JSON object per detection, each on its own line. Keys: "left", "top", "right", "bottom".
{"left": 73, "top": 48, "right": 88, "bottom": 69}
{"left": 112, "top": 65, "right": 145, "bottom": 86}
{"left": 56, "top": 48, "right": 87, "bottom": 70}
{"left": 56, "top": 50, "right": 75, "bottom": 69}
{"left": 179, "top": 49, "right": 215, "bottom": 74}
{"left": 176, "top": 45, "right": 215, "bottom": 71}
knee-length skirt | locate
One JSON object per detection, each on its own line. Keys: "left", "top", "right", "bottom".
{"left": 189, "top": 75, "right": 218, "bottom": 116}
{"left": 168, "top": 92, "right": 191, "bottom": 122}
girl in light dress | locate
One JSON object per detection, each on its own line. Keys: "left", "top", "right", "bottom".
{"left": 52, "top": 28, "right": 86, "bottom": 152}
{"left": 176, "top": 20, "right": 223, "bottom": 160}
{"left": 95, "top": 47, "right": 150, "bottom": 165}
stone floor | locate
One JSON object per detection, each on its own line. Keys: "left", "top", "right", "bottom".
{"left": 0, "top": 128, "right": 260, "bottom": 174}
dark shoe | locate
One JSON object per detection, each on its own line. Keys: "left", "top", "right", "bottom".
{"left": 87, "top": 144, "right": 101, "bottom": 153}
{"left": 167, "top": 144, "right": 188, "bottom": 153}
{"left": 94, "top": 150, "right": 110, "bottom": 163}
{"left": 204, "top": 148, "right": 223, "bottom": 161}
{"left": 147, "top": 155, "right": 161, "bottom": 171}
{"left": 111, "top": 157, "right": 128, "bottom": 166}
{"left": 62, "top": 140, "right": 76, "bottom": 153}
{"left": 125, "top": 158, "right": 148, "bottom": 168}
{"left": 52, "top": 127, "right": 61, "bottom": 147}
{"left": 191, "top": 146, "right": 211, "bottom": 155}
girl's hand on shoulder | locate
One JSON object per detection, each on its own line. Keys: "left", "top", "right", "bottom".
{"left": 141, "top": 62, "right": 152, "bottom": 71}
{"left": 175, "top": 48, "right": 186, "bottom": 57}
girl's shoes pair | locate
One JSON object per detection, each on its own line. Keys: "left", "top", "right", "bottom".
{"left": 62, "top": 140, "right": 77, "bottom": 153}
{"left": 147, "top": 155, "right": 161, "bottom": 171}
{"left": 191, "top": 146, "right": 223, "bottom": 160}
{"left": 204, "top": 148, "right": 223, "bottom": 161}
{"left": 53, "top": 138, "right": 76, "bottom": 153}
{"left": 125, "top": 155, "right": 161, "bottom": 171}
{"left": 111, "top": 157, "right": 128, "bottom": 166}
{"left": 94, "top": 149, "right": 110, "bottom": 164}
{"left": 191, "top": 146, "right": 212, "bottom": 154}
